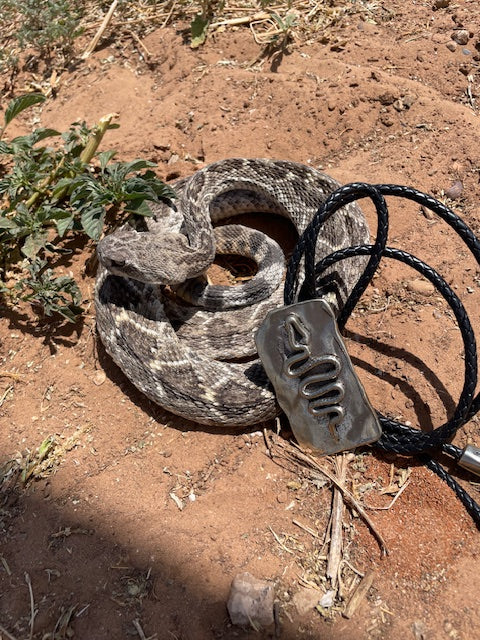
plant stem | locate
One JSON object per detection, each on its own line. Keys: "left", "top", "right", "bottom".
{"left": 79, "top": 113, "right": 117, "bottom": 163}
{"left": 25, "top": 113, "right": 117, "bottom": 209}
{"left": 25, "top": 157, "right": 65, "bottom": 210}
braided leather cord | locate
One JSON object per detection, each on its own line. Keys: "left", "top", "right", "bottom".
{"left": 285, "top": 183, "right": 480, "bottom": 525}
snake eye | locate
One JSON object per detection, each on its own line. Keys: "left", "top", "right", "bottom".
{"left": 109, "top": 258, "right": 126, "bottom": 269}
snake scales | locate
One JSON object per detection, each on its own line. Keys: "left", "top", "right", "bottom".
{"left": 95, "top": 158, "right": 370, "bottom": 427}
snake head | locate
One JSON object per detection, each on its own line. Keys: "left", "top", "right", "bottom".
{"left": 97, "top": 226, "right": 214, "bottom": 286}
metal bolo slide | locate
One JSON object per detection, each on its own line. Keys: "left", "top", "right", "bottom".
{"left": 255, "top": 299, "right": 382, "bottom": 455}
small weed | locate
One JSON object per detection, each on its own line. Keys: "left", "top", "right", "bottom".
{"left": 0, "top": 93, "right": 175, "bottom": 322}
{"left": 15, "top": 0, "right": 85, "bottom": 61}
{"left": 0, "top": 0, "right": 85, "bottom": 72}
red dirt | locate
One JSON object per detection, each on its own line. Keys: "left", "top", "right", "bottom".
{"left": 1, "top": 1, "right": 480, "bottom": 638}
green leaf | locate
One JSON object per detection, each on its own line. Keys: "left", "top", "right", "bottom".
{"left": 4, "top": 93, "right": 46, "bottom": 128}
{"left": 55, "top": 304, "right": 84, "bottom": 322}
{"left": 22, "top": 231, "right": 48, "bottom": 258}
{"left": 51, "top": 177, "right": 75, "bottom": 199}
{"left": 122, "top": 159, "right": 156, "bottom": 173}
{"left": 0, "top": 141, "right": 13, "bottom": 155}
{"left": 126, "top": 200, "right": 154, "bottom": 216}
{"left": 0, "top": 178, "right": 11, "bottom": 195}
{"left": 0, "top": 216, "right": 20, "bottom": 230}
{"left": 29, "top": 128, "right": 61, "bottom": 145}
{"left": 283, "top": 13, "right": 298, "bottom": 28}
{"left": 106, "top": 159, "right": 156, "bottom": 183}
{"left": 53, "top": 211, "right": 75, "bottom": 237}
{"left": 191, "top": 14, "right": 209, "bottom": 48}
{"left": 80, "top": 205, "right": 105, "bottom": 240}
{"left": 97, "top": 149, "right": 117, "bottom": 171}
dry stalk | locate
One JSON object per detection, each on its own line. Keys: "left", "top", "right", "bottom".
{"left": 81, "top": 0, "right": 119, "bottom": 59}
{"left": 128, "top": 30, "right": 152, "bottom": 57}
{"left": 343, "top": 569, "right": 375, "bottom": 619}
{"left": 210, "top": 10, "right": 270, "bottom": 29}
{"left": 326, "top": 453, "right": 348, "bottom": 587}
{"left": 162, "top": 0, "right": 179, "bottom": 28}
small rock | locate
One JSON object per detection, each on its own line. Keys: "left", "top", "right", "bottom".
{"left": 406, "top": 279, "right": 435, "bottom": 296}
{"left": 412, "top": 620, "right": 428, "bottom": 640}
{"left": 227, "top": 572, "right": 274, "bottom": 629}
{"left": 318, "top": 590, "right": 336, "bottom": 608}
{"left": 378, "top": 91, "right": 397, "bottom": 106}
{"left": 292, "top": 587, "right": 320, "bottom": 615}
{"left": 462, "top": 48, "right": 471, "bottom": 56}
{"left": 392, "top": 99, "right": 404, "bottom": 112}
{"left": 380, "top": 113, "right": 395, "bottom": 127}
{"left": 92, "top": 370, "right": 106, "bottom": 386}
{"left": 452, "top": 30, "right": 469, "bottom": 45}
{"left": 446, "top": 41, "right": 457, "bottom": 52}
{"left": 445, "top": 180, "right": 464, "bottom": 200}
{"left": 433, "top": 0, "right": 450, "bottom": 7}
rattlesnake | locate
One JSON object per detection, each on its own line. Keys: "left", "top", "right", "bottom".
{"left": 95, "top": 158, "right": 370, "bottom": 426}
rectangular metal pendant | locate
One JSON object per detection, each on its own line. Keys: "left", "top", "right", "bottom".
{"left": 255, "top": 299, "right": 382, "bottom": 455}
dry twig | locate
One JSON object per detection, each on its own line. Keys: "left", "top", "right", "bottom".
{"left": 326, "top": 454, "right": 349, "bottom": 587}
{"left": 25, "top": 572, "right": 36, "bottom": 640}
{"left": 133, "top": 618, "right": 157, "bottom": 640}
{"left": 343, "top": 570, "right": 375, "bottom": 618}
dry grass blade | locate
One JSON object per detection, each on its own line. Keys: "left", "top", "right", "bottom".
{"left": 0, "top": 623, "right": 20, "bottom": 640}
{"left": 25, "top": 572, "right": 36, "bottom": 640}
{"left": 0, "top": 371, "right": 24, "bottom": 380}
{"left": 269, "top": 525, "right": 295, "bottom": 555}
{"left": 365, "top": 479, "right": 411, "bottom": 511}
{"left": 0, "top": 385, "right": 13, "bottom": 407}
{"left": 292, "top": 518, "right": 319, "bottom": 538}
{"left": 49, "top": 604, "right": 77, "bottom": 639}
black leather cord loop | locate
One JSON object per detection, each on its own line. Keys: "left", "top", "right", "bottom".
{"left": 284, "top": 183, "right": 480, "bottom": 525}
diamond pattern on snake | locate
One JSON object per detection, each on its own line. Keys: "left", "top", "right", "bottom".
{"left": 95, "top": 158, "right": 370, "bottom": 427}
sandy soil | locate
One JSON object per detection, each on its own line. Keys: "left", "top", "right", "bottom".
{"left": 1, "top": 1, "right": 480, "bottom": 638}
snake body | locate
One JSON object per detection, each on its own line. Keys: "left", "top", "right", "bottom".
{"left": 95, "top": 158, "right": 370, "bottom": 426}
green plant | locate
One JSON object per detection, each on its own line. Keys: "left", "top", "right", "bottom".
{"left": 190, "top": 0, "right": 225, "bottom": 48}
{"left": 0, "top": 93, "right": 175, "bottom": 322}
{"left": 5, "top": 0, "right": 85, "bottom": 63}
{"left": 270, "top": 12, "right": 298, "bottom": 39}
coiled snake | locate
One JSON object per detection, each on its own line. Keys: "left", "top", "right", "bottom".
{"left": 95, "top": 158, "right": 370, "bottom": 427}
